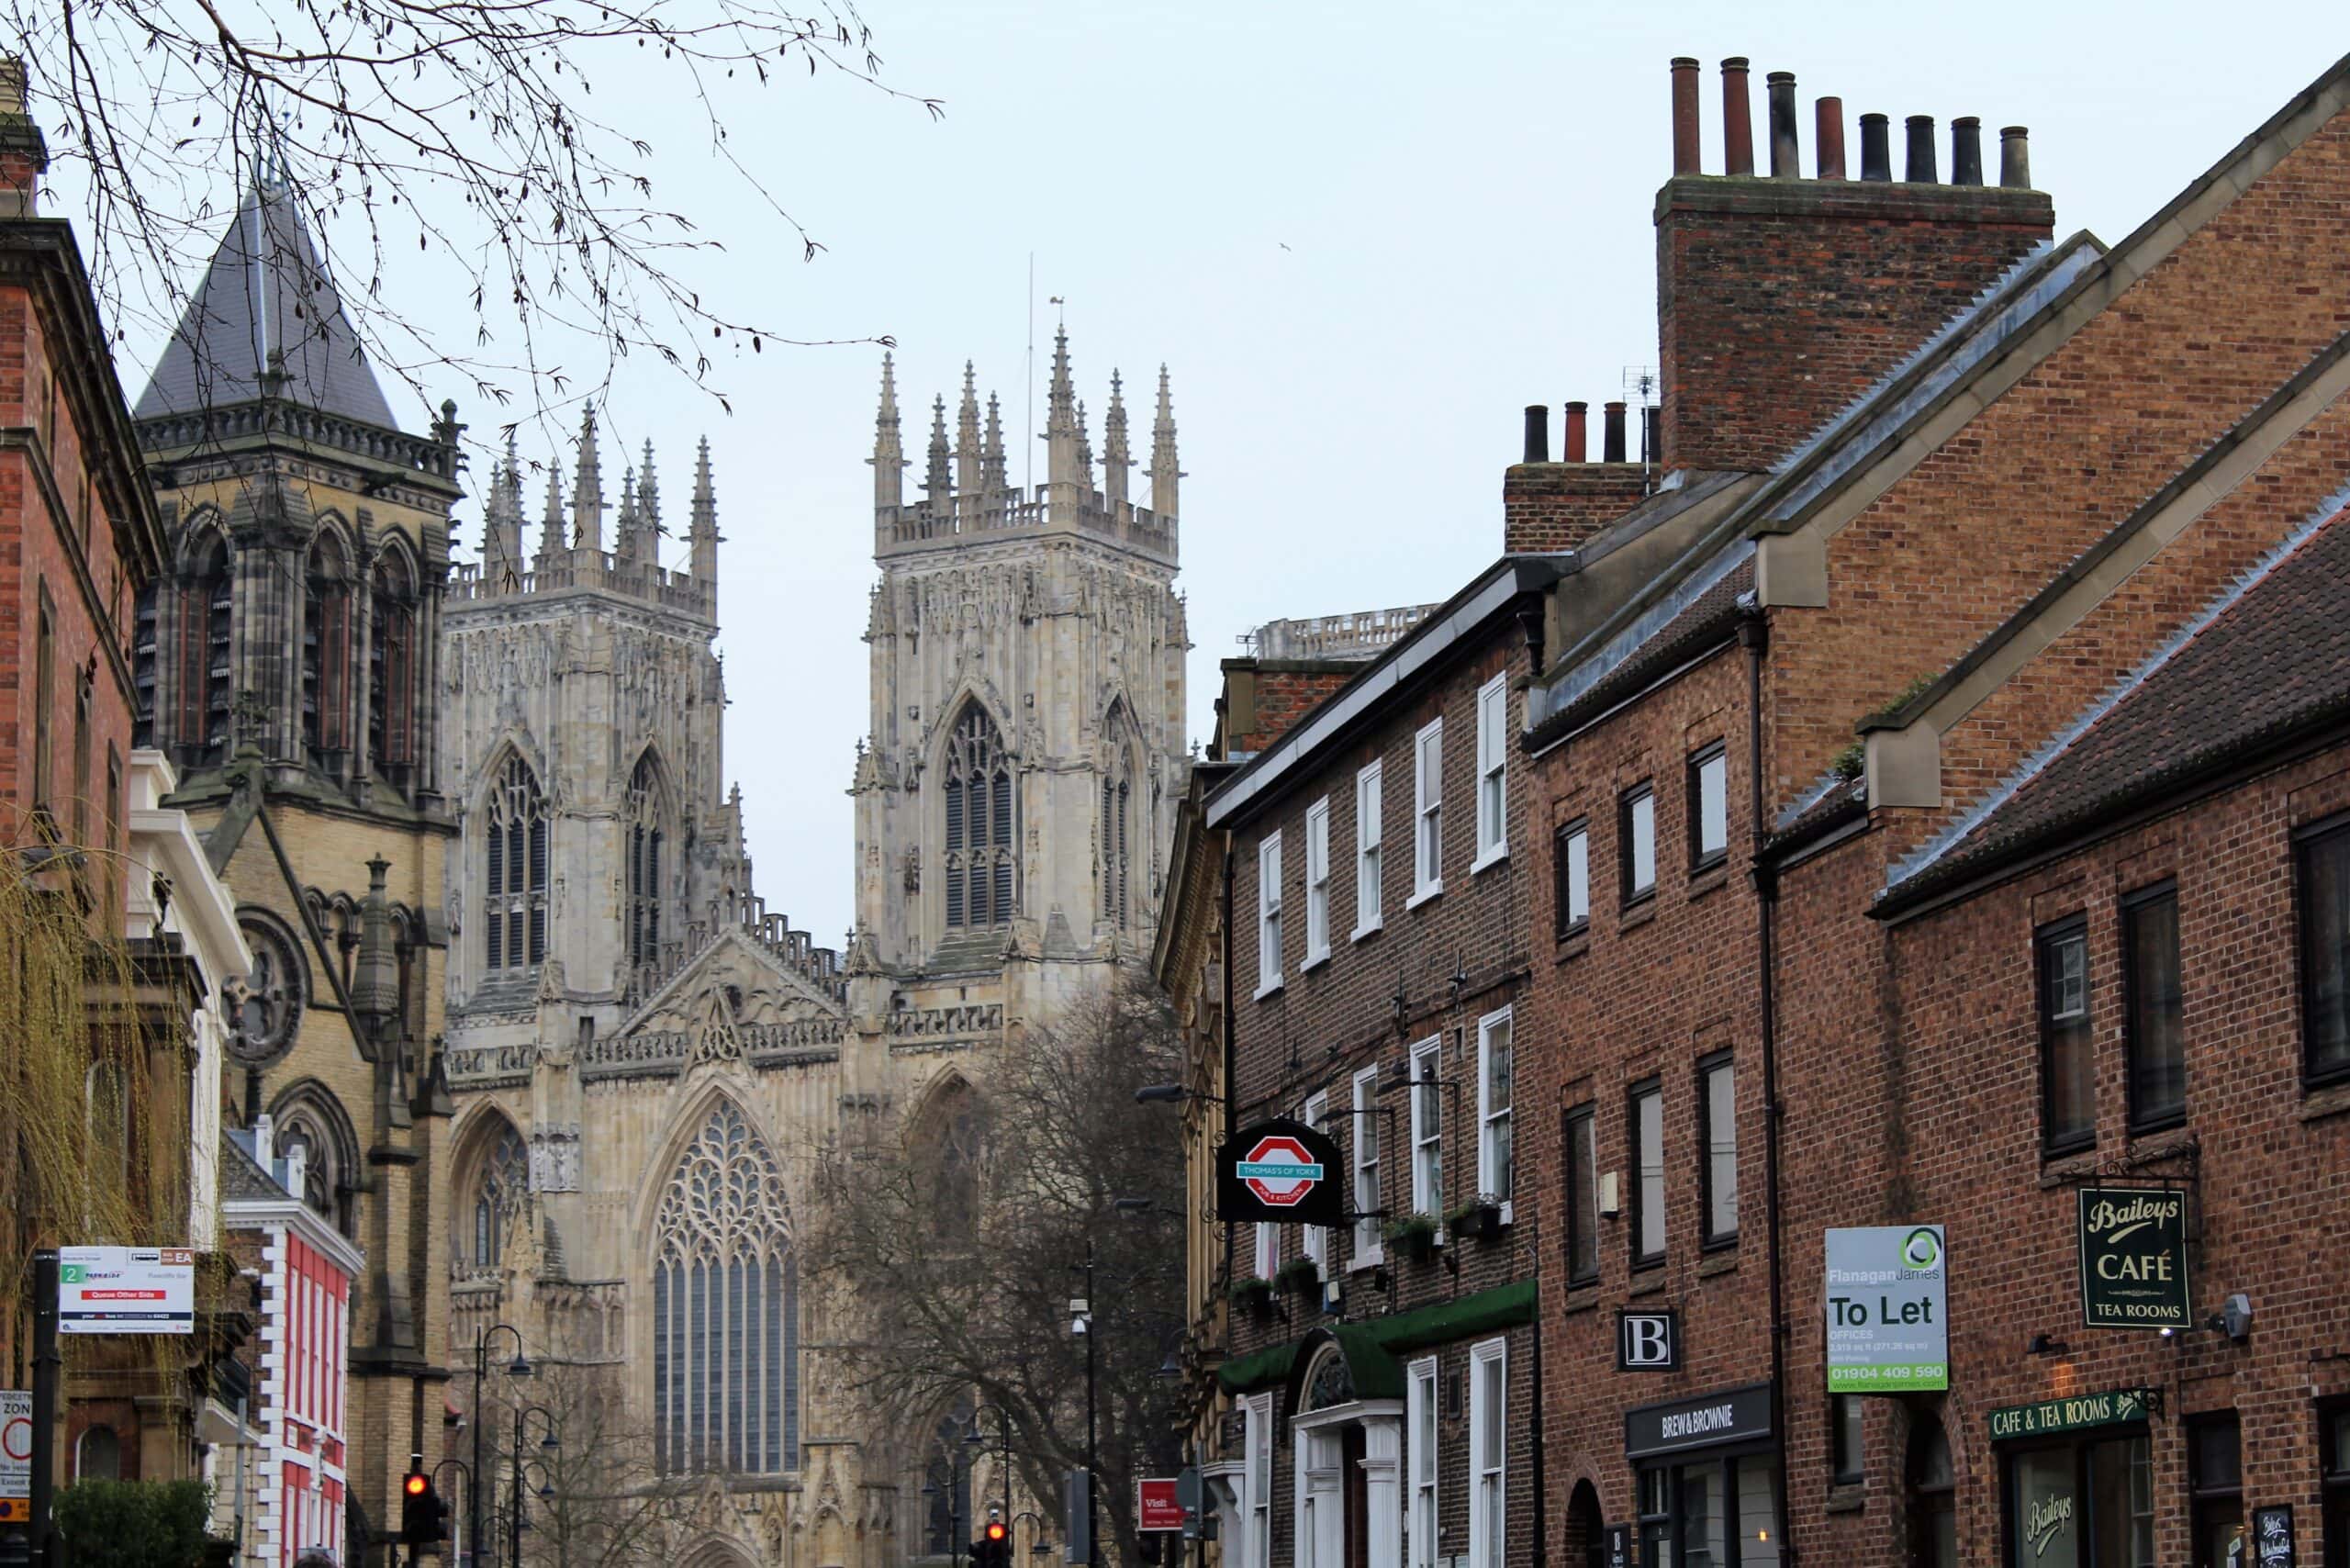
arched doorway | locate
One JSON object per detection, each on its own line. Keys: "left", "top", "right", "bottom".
{"left": 1907, "top": 1410, "right": 1957, "bottom": 1568}
{"left": 1566, "top": 1480, "right": 1606, "bottom": 1568}
{"left": 1287, "top": 1337, "right": 1404, "bottom": 1568}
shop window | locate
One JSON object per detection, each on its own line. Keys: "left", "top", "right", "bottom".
{"left": 1700, "top": 1052, "right": 1738, "bottom": 1247}
{"left": 2037, "top": 916, "right": 2094, "bottom": 1154}
{"left": 2122, "top": 884, "right": 2185, "bottom": 1130}
{"left": 1688, "top": 743, "right": 1729, "bottom": 871}
{"left": 1563, "top": 1103, "right": 1598, "bottom": 1286}
{"left": 1621, "top": 784, "right": 1657, "bottom": 905}
{"left": 1906, "top": 1412, "right": 1955, "bottom": 1568}
{"left": 1630, "top": 1079, "right": 1664, "bottom": 1269}
{"left": 1830, "top": 1395, "right": 1863, "bottom": 1485}
{"left": 2188, "top": 1414, "right": 2244, "bottom": 1568}
{"left": 2004, "top": 1429, "right": 2150, "bottom": 1568}
{"left": 2322, "top": 1402, "right": 2350, "bottom": 1568}
{"left": 2300, "top": 817, "right": 2350, "bottom": 1085}
{"left": 1638, "top": 1452, "right": 1778, "bottom": 1568}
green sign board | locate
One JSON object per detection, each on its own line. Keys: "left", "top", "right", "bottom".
{"left": 1989, "top": 1387, "right": 2154, "bottom": 1441}
{"left": 1824, "top": 1225, "right": 1948, "bottom": 1393}
{"left": 2077, "top": 1187, "right": 2191, "bottom": 1329}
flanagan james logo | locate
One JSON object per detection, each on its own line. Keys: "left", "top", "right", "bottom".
{"left": 1900, "top": 1228, "right": 1942, "bottom": 1272}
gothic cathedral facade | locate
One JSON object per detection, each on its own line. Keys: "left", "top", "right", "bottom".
{"left": 436, "top": 329, "right": 1189, "bottom": 1568}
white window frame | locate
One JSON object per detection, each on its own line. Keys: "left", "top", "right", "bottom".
{"left": 1245, "top": 1393, "right": 1273, "bottom": 1568}
{"left": 1473, "top": 673, "right": 1509, "bottom": 870}
{"left": 1304, "top": 798, "right": 1332, "bottom": 969}
{"left": 1353, "top": 761, "right": 1384, "bottom": 941}
{"left": 1253, "top": 1221, "right": 1278, "bottom": 1283}
{"left": 1407, "top": 1356, "right": 1439, "bottom": 1568}
{"left": 1476, "top": 1006, "right": 1514, "bottom": 1223}
{"left": 1410, "top": 1036, "right": 1444, "bottom": 1221}
{"left": 1469, "top": 1337, "right": 1508, "bottom": 1568}
{"left": 1255, "top": 831, "right": 1284, "bottom": 999}
{"left": 1302, "top": 1091, "right": 1330, "bottom": 1285}
{"left": 1350, "top": 1064, "right": 1381, "bottom": 1266}
{"left": 1410, "top": 718, "right": 1444, "bottom": 908}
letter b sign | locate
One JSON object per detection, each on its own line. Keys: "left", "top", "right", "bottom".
{"left": 1617, "top": 1310, "right": 1680, "bottom": 1371}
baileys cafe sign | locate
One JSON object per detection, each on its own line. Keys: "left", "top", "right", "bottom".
{"left": 2076, "top": 1186, "right": 2191, "bottom": 1330}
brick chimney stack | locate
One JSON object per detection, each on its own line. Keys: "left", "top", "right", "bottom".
{"left": 1655, "top": 54, "right": 2054, "bottom": 474}
{"left": 0, "top": 56, "right": 46, "bottom": 218}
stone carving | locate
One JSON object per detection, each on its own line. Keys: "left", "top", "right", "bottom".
{"left": 529, "top": 1124, "right": 582, "bottom": 1193}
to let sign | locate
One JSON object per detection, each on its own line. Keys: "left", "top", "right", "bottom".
{"left": 2076, "top": 1188, "right": 2191, "bottom": 1329}
{"left": 1215, "top": 1118, "right": 1344, "bottom": 1226}
{"left": 1136, "top": 1479, "right": 1186, "bottom": 1532}
{"left": 1824, "top": 1226, "right": 1949, "bottom": 1393}
{"left": 61, "top": 1247, "right": 195, "bottom": 1335}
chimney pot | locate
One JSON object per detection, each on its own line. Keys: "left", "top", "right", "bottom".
{"left": 1720, "top": 58, "right": 1754, "bottom": 176}
{"left": 1564, "top": 401, "right": 1589, "bottom": 464}
{"left": 1603, "top": 401, "right": 1628, "bottom": 464}
{"left": 1860, "top": 113, "right": 1892, "bottom": 182}
{"left": 1951, "top": 116, "right": 1984, "bottom": 185}
{"left": 1905, "top": 114, "right": 1938, "bottom": 183}
{"left": 2000, "top": 125, "right": 2032, "bottom": 189}
{"left": 1766, "top": 71, "right": 1800, "bottom": 179}
{"left": 1670, "top": 58, "right": 1703, "bottom": 175}
{"left": 1522, "top": 405, "right": 1550, "bottom": 465}
{"left": 1816, "top": 95, "right": 1846, "bottom": 180}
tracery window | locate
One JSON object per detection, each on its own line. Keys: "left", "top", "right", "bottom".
{"left": 484, "top": 756, "right": 548, "bottom": 970}
{"left": 922, "top": 1401, "right": 975, "bottom": 1557}
{"left": 942, "top": 703, "right": 1015, "bottom": 930}
{"left": 469, "top": 1122, "right": 528, "bottom": 1271}
{"left": 302, "top": 531, "right": 354, "bottom": 764}
{"left": 1100, "top": 752, "right": 1131, "bottom": 930}
{"left": 369, "top": 552, "right": 415, "bottom": 775}
{"left": 176, "top": 531, "right": 232, "bottom": 763}
{"left": 627, "top": 753, "right": 666, "bottom": 971}
{"left": 274, "top": 1095, "right": 357, "bottom": 1239}
{"left": 653, "top": 1101, "right": 798, "bottom": 1475}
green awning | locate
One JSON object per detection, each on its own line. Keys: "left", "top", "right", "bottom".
{"left": 1217, "top": 1278, "right": 1537, "bottom": 1394}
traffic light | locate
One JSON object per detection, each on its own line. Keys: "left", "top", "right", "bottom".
{"left": 971, "top": 1517, "right": 1011, "bottom": 1568}
{"left": 401, "top": 1470, "right": 445, "bottom": 1545}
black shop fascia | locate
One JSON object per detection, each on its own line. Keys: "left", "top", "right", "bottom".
{"left": 1624, "top": 1385, "right": 1780, "bottom": 1568}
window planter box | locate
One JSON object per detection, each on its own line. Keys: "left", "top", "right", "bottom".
{"left": 1384, "top": 1215, "right": 1444, "bottom": 1263}
{"left": 1449, "top": 1197, "right": 1506, "bottom": 1244}
{"left": 1227, "top": 1276, "right": 1277, "bottom": 1319}
{"left": 1276, "top": 1259, "right": 1325, "bottom": 1301}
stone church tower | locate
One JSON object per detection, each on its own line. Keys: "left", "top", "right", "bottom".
{"left": 432, "top": 330, "right": 1187, "bottom": 1568}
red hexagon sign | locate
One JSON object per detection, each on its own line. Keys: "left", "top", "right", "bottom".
{"left": 1238, "top": 1135, "right": 1324, "bottom": 1208}
{"left": 1217, "top": 1117, "right": 1345, "bottom": 1225}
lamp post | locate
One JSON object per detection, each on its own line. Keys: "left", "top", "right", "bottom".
{"left": 506, "top": 1407, "right": 559, "bottom": 1568}
{"left": 1013, "top": 1509, "right": 1056, "bottom": 1562}
{"left": 431, "top": 1459, "right": 476, "bottom": 1567}
{"left": 1069, "top": 1241, "right": 1097, "bottom": 1568}
{"left": 470, "top": 1324, "right": 532, "bottom": 1566}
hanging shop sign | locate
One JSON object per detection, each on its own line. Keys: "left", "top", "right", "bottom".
{"left": 1624, "top": 1384, "right": 1773, "bottom": 1461}
{"left": 2076, "top": 1187, "right": 2191, "bottom": 1329}
{"left": 1617, "top": 1310, "right": 1681, "bottom": 1372}
{"left": 1987, "top": 1386, "right": 2155, "bottom": 1442}
{"left": 1215, "top": 1118, "right": 1344, "bottom": 1226}
{"left": 1823, "top": 1225, "right": 1948, "bottom": 1393}
{"left": 1136, "top": 1478, "right": 1185, "bottom": 1532}
{"left": 59, "top": 1247, "right": 195, "bottom": 1335}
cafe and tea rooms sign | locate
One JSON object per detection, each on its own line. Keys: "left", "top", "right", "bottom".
{"left": 1989, "top": 1386, "right": 2155, "bottom": 1441}
{"left": 2076, "top": 1187, "right": 2191, "bottom": 1329}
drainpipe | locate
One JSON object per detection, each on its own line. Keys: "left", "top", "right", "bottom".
{"left": 1739, "top": 608, "right": 1795, "bottom": 1568}
{"left": 1221, "top": 834, "right": 1237, "bottom": 1324}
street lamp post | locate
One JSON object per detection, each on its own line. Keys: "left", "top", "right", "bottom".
{"left": 470, "top": 1324, "right": 532, "bottom": 1566}
{"left": 431, "top": 1459, "right": 476, "bottom": 1568}
{"left": 506, "top": 1406, "right": 559, "bottom": 1567}
{"left": 1070, "top": 1241, "right": 1097, "bottom": 1568}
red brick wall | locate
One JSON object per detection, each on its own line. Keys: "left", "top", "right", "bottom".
{"left": 1657, "top": 178, "right": 2053, "bottom": 475}
{"left": 1216, "top": 662, "right": 1361, "bottom": 760}
{"left": 1502, "top": 465, "right": 1651, "bottom": 555}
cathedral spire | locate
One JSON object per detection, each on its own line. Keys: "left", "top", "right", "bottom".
{"left": 1102, "top": 370, "right": 1131, "bottom": 509}
{"left": 956, "top": 362, "right": 981, "bottom": 497}
{"left": 572, "top": 407, "right": 607, "bottom": 553}
{"left": 924, "top": 395, "right": 953, "bottom": 509}
{"left": 485, "top": 433, "right": 525, "bottom": 584}
{"left": 1046, "top": 324, "right": 1081, "bottom": 498}
{"left": 689, "top": 436, "right": 720, "bottom": 585}
{"left": 869, "top": 352, "right": 906, "bottom": 511}
{"left": 615, "top": 465, "right": 642, "bottom": 563}
{"left": 536, "top": 465, "right": 565, "bottom": 570}
{"left": 1147, "top": 364, "right": 1183, "bottom": 519}
{"left": 640, "top": 438, "right": 664, "bottom": 543}
{"left": 1076, "top": 398, "right": 1094, "bottom": 491}
{"left": 981, "top": 391, "right": 1008, "bottom": 495}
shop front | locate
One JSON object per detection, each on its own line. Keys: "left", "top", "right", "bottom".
{"left": 1623, "top": 1385, "right": 1779, "bottom": 1568}
{"left": 1988, "top": 1388, "right": 2159, "bottom": 1568}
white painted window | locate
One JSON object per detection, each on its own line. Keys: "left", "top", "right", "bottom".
{"left": 1353, "top": 761, "right": 1383, "bottom": 939}
{"left": 1477, "top": 1007, "right": 1514, "bottom": 1219}
{"left": 1412, "top": 719, "right": 1444, "bottom": 905}
{"left": 1408, "top": 1357, "right": 1439, "bottom": 1568}
{"left": 1253, "top": 1221, "right": 1278, "bottom": 1283}
{"left": 1470, "top": 1338, "right": 1508, "bottom": 1568}
{"left": 1410, "top": 1036, "right": 1443, "bottom": 1218}
{"left": 1255, "top": 832, "right": 1283, "bottom": 998}
{"left": 1302, "top": 1091, "right": 1329, "bottom": 1282}
{"left": 1304, "top": 798, "right": 1332, "bottom": 968}
{"left": 1246, "top": 1394, "right": 1273, "bottom": 1568}
{"left": 1351, "top": 1065, "right": 1381, "bottom": 1262}
{"left": 1474, "top": 673, "right": 1508, "bottom": 868}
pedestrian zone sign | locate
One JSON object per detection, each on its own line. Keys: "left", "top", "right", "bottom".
{"left": 3, "top": 1389, "right": 29, "bottom": 1523}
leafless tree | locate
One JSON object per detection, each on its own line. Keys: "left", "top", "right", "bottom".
{"left": 806, "top": 972, "right": 1189, "bottom": 1566}
{"left": 5, "top": 0, "right": 937, "bottom": 423}
{"left": 485, "top": 1360, "right": 692, "bottom": 1568}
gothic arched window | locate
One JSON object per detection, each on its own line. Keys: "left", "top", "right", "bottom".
{"left": 177, "top": 530, "right": 231, "bottom": 764}
{"left": 468, "top": 1121, "right": 528, "bottom": 1271}
{"left": 626, "top": 753, "right": 666, "bottom": 972}
{"left": 369, "top": 551, "right": 416, "bottom": 776}
{"left": 272, "top": 1091, "right": 358, "bottom": 1239}
{"left": 302, "top": 530, "right": 354, "bottom": 765}
{"left": 484, "top": 756, "right": 548, "bottom": 970}
{"left": 653, "top": 1101, "right": 798, "bottom": 1475}
{"left": 921, "top": 1081, "right": 988, "bottom": 1245}
{"left": 1101, "top": 751, "right": 1132, "bottom": 931}
{"left": 942, "top": 703, "right": 1015, "bottom": 930}
{"left": 922, "top": 1402, "right": 975, "bottom": 1557}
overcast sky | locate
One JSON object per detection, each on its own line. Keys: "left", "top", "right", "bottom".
{"left": 95, "top": 2, "right": 2344, "bottom": 947}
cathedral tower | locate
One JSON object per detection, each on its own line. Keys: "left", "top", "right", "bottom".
{"left": 852, "top": 330, "right": 1190, "bottom": 1021}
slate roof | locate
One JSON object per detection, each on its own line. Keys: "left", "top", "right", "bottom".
{"left": 1879, "top": 505, "right": 2350, "bottom": 913}
{"left": 219, "top": 1127, "right": 290, "bottom": 1205}
{"left": 133, "top": 183, "right": 400, "bottom": 430}
{"left": 1528, "top": 552, "right": 1754, "bottom": 748}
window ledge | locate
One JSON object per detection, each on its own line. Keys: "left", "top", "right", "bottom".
{"left": 1350, "top": 921, "right": 1383, "bottom": 946}
{"left": 1349, "top": 1249, "right": 1384, "bottom": 1273}
{"left": 1406, "top": 882, "right": 1444, "bottom": 912}
{"left": 1553, "top": 922, "right": 1591, "bottom": 961}
{"left": 2036, "top": 1147, "right": 2099, "bottom": 1188}
{"left": 1686, "top": 861, "right": 1731, "bottom": 900}
{"left": 2125, "top": 1124, "right": 2195, "bottom": 1158}
{"left": 1697, "top": 1249, "right": 1739, "bottom": 1279}
{"left": 1619, "top": 899, "right": 1658, "bottom": 934}
{"left": 1628, "top": 1272, "right": 1670, "bottom": 1299}
{"left": 1824, "top": 1484, "right": 1865, "bottom": 1516}
{"left": 2300, "top": 1078, "right": 2350, "bottom": 1124}
{"left": 1472, "top": 845, "right": 1508, "bottom": 876}
{"left": 1252, "top": 977, "right": 1284, "bottom": 1002}
{"left": 1302, "top": 949, "right": 1331, "bottom": 974}
{"left": 1561, "top": 1285, "right": 1601, "bottom": 1316}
